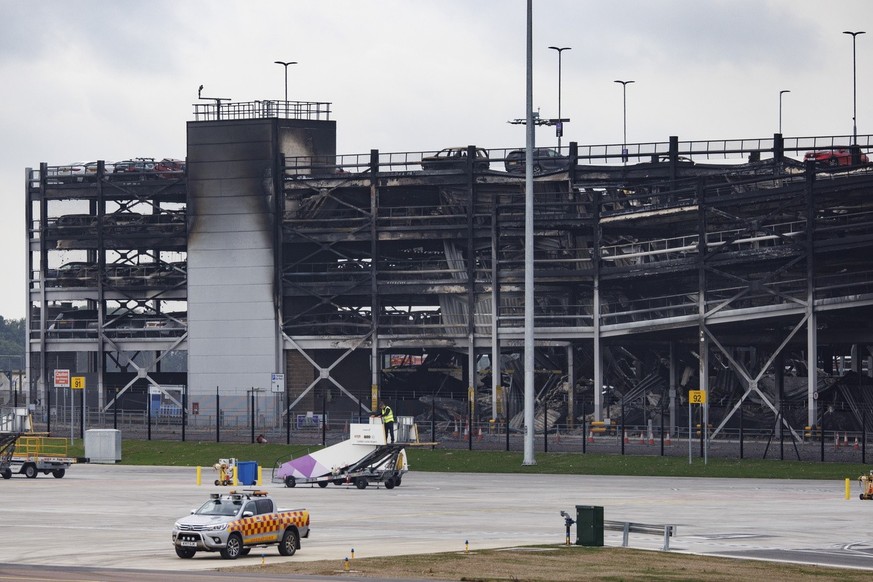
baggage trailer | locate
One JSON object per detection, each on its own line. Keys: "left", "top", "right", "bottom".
{"left": 4, "top": 434, "right": 82, "bottom": 479}
{"left": 0, "top": 432, "right": 21, "bottom": 480}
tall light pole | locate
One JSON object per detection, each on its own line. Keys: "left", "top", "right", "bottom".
{"left": 614, "top": 80, "right": 634, "bottom": 163}
{"left": 843, "top": 31, "right": 865, "bottom": 144}
{"left": 274, "top": 60, "right": 297, "bottom": 107}
{"left": 779, "top": 90, "right": 790, "bottom": 134}
{"left": 548, "top": 46, "right": 571, "bottom": 151}
{"left": 522, "top": 0, "right": 535, "bottom": 467}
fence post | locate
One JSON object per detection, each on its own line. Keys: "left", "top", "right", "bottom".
{"left": 660, "top": 398, "right": 665, "bottom": 456}
{"left": 182, "top": 384, "right": 187, "bottom": 442}
{"left": 321, "top": 387, "right": 326, "bottom": 446}
{"left": 621, "top": 399, "right": 625, "bottom": 456}
{"left": 147, "top": 387, "right": 152, "bottom": 441}
{"left": 820, "top": 411, "right": 825, "bottom": 463}
{"left": 251, "top": 388, "right": 256, "bottom": 444}
{"left": 216, "top": 387, "right": 220, "bottom": 444}
{"left": 544, "top": 398, "right": 549, "bottom": 453}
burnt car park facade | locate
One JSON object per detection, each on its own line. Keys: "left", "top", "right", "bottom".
{"left": 24, "top": 99, "right": 873, "bottom": 446}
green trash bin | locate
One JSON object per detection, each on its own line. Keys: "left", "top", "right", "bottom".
{"left": 575, "top": 505, "right": 604, "bottom": 546}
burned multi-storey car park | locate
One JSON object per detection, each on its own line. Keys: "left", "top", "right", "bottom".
{"left": 24, "top": 98, "right": 873, "bottom": 450}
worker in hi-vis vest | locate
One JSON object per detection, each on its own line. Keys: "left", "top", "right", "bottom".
{"left": 371, "top": 401, "right": 395, "bottom": 443}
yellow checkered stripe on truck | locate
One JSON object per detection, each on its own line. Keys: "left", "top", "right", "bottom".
{"left": 279, "top": 511, "right": 309, "bottom": 527}
{"left": 228, "top": 511, "right": 308, "bottom": 536}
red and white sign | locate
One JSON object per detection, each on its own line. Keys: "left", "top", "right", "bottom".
{"left": 53, "top": 369, "right": 70, "bottom": 388}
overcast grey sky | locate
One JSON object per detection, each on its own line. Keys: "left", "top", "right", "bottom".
{"left": 1, "top": 0, "right": 870, "bottom": 319}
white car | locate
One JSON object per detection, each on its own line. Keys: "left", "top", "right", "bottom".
{"left": 45, "top": 162, "right": 87, "bottom": 183}
{"left": 84, "top": 161, "right": 115, "bottom": 175}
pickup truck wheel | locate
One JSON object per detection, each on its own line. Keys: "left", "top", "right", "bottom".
{"left": 220, "top": 533, "right": 243, "bottom": 560}
{"left": 175, "top": 546, "right": 196, "bottom": 559}
{"left": 278, "top": 528, "right": 299, "bottom": 556}
{"left": 23, "top": 464, "right": 37, "bottom": 479}
{"left": 284, "top": 476, "right": 296, "bottom": 488}
{"left": 52, "top": 469, "right": 66, "bottom": 479}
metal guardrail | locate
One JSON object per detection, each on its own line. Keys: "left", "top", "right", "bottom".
{"left": 281, "top": 134, "right": 873, "bottom": 174}
{"left": 604, "top": 520, "right": 676, "bottom": 551}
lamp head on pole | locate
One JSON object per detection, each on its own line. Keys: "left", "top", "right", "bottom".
{"left": 842, "top": 31, "right": 865, "bottom": 144}
{"left": 548, "top": 47, "right": 571, "bottom": 149}
{"left": 779, "top": 90, "right": 790, "bottom": 134}
{"left": 274, "top": 60, "right": 298, "bottom": 107}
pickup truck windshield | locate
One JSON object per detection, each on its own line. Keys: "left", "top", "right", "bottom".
{"left": 195, "top": 499, "right": 242, "bottom": 516}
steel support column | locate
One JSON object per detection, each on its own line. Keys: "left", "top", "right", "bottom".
{"left": 567, "top": 343, "right": 574, "bottom": 430}
{"left": 697, "top": 177, "right": 709, "bottom": 462}
{"left": 491, "top": 195, "right": 500, "bottom": 423}
{"left": 370, "top": 149, "right": 380, "bottom": 410}
{"left": 805, "top": 160, "right": 818, "bottom": 427}
{"left": 593, "top": 189, "right": 603, "bottom": 421}
{"left": 669, "top": 342, "right": 677, "bottom": 435}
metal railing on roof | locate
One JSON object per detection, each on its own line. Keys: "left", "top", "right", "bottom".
{"left": 192, "top": 99, "right": 332, "bottom": 121}
{"left": 281, "top": 134, "right": 873, "bottom": 176}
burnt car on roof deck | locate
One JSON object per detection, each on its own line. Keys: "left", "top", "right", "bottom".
{"left": 421, "top": 147, "right": 490, "bottom": 171}
{"left": 504, "top": 147, "right": 569, "bottom": 174}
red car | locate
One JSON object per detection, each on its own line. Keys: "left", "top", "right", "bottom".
{"left": 803, "top": 148, "right": 869, "bottom": 167}
{"left": 155, "top": 158, "right": 186, "bottom": 178}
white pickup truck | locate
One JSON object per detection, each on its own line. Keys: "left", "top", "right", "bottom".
{"left": 171, "top": 489, "right": 310, "bottom": 559}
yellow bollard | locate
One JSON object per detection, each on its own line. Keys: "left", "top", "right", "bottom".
{"left": 846, "top": 478, "right": 851, "bottom": 500}
{"left": 232, "top": 465, "right": 238, "bottom": 486}
{"left": 465, "top": 540, "right": 469, "bottom": 554}
{"left": 257, "top": 465, "right": 262, "bottom": 486}
{"left": 343, "top": 557, "right": 350, "bottom": 571}
{"left": 350, "top": 548, "right": 355, "bottom": 559}
{"left": 196, "top": 466, "right": 202, "bottom": 486}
